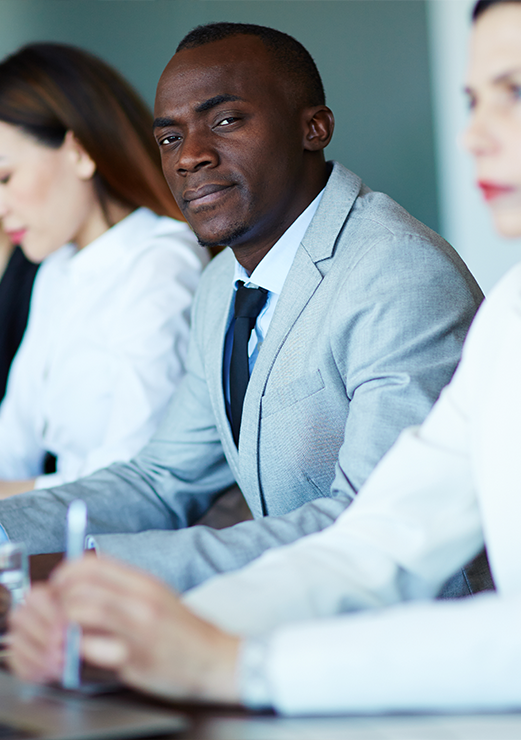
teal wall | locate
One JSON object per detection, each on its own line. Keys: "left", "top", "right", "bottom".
{"left": 0, "top": 0, "right": 439, "bottom": 231}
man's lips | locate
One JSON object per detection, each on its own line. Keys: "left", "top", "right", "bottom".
{"left": 182, "top": 183, "right": 234, "bottom": 206}
{"left": 478, "top": 181, "right": 516, "bottom": 202}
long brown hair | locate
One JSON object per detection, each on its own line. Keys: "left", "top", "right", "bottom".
{"left": 0, "top": 43, "right": 182, "bottom": 221}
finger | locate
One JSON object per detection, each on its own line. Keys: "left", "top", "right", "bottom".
{"left": 61, "top": 580, "right": 160, "bottom": 641}
{"left": 55, "top": 562, "right": 182, "bottom": 642}
{"left": 9, "top": 586, "right": 64, "bottom": 653}
{"left": 8, "top": 631, "right": 63, "bottom": 683}
{"left": 81, "top": 635, "right": 129, "bottom": 670}
{"left": 53, "top": 556, "right": 175, "bottom": 603}
{"left": 8, "top": 586, "right": 65, "bottom": 683}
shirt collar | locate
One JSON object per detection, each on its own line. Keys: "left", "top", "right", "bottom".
{"left": 233, "top": 189, "right": 324, "bottom": 295}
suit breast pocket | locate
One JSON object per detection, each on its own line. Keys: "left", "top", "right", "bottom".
{"left": 261, "top": 369, "right": 325, "bottom": 419}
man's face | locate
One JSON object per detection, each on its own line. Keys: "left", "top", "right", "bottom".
{"left": 154, "top": 36, "right": 311, "bottom": 258}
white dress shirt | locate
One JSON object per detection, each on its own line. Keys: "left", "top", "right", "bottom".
{"left": 0, "top": 207, "right": 205, "bottom": 488}
{"left": 186, "top": 260, "right": 521, "bottom": 714}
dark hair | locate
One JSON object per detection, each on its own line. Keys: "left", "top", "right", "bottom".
{"left": 473, "top": 0, "right": 521, "bottom": 20}
{"left": 176, "top": 22, "right": 325, "bottom": 109}
{"left": 0, "top": 43, "right": 182, "bottom": 221}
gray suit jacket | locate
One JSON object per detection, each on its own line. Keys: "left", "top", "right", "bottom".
{"left": 0, "top": 164, "right": 484, "bottom": 592}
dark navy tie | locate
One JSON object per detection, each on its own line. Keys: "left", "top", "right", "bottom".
{"left": 229, "top": 282, "right": 268, "bottom": 446}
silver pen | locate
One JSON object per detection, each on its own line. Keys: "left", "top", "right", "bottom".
{"left": 62, "top": 499, "right": 87, "bottom": 690}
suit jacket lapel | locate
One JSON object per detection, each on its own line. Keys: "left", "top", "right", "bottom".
{"left": 237, "top": 163, "right": 363, "bottom": 507}
{"left": 237, "top": 248, "right": 324, "bottom": 512}
{"left": 204, "top": 254, "right": 241, "bottom": 475}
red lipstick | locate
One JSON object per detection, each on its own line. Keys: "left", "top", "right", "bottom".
{"left": 478, "top": 181, "right": 516, "bottom": 201}
{"left": 5, "top": 229, "right": 26, "bottom": 245}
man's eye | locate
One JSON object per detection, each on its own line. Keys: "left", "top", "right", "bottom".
{"left": 217, "top": 117, "right": 238, "bottom": 127}
{"left": 0, "top": 175, "right": 10, "bottom": 184}
{"left": 158, "top": 135, "right": 180, "bottom": 146}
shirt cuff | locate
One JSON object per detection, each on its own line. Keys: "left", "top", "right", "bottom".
{"left": 34, "top": 472, "right": 63, "bottom": 490}
{"left": 237, "top": 637, "right": 273, "bottom": 710}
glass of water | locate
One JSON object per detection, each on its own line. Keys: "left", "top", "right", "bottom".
{"left": 0, "top": 543, "right": 29, "bottom": 610}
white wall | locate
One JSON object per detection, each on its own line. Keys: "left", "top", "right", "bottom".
{"left": 427, "top": 0, "right": 521, "bottom": 295}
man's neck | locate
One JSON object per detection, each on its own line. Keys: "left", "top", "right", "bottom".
{"left": 232, "top": 164, "right": 330, "bottom": 274}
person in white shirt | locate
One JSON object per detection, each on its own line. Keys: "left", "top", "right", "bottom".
{"left": 0, "top": 43, "right": 204, "bottom": 493}
{"left": 11, "top": 1, "right": 521, "bottom": 712}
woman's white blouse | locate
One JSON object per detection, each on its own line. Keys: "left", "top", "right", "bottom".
{"left": 0, "top": 207, "right": 205, "bottom": 488}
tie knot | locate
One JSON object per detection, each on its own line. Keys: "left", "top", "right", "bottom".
{"left": 234, "top": 282, "right": 268, "bottom": 320}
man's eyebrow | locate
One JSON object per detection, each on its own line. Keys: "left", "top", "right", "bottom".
{"left": 153, "top": 116, "right": 177, "bottom": 130}
{"left": 153, "top": 95, "right": 244, "bottom": 129}
{"left": 194, "top": 94, "right": 243, "bottom": 113}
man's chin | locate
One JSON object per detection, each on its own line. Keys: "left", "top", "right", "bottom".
{"left": 194, "top": 222, "right": 251, "bottom": 250}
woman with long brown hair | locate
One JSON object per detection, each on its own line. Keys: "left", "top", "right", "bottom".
{"left": 0, "top": 43, "right": 205, "bottom": 495}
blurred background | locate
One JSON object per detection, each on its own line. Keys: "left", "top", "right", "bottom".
{"left": 0, "top": 0, "right": 512, "bottom": 294}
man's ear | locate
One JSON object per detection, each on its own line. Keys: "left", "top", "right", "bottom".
{"left": 63, "top": 130, "right": 96, "bottom": 180}
{"left": 302, "top": 106, "right": 335, "bottom": 152}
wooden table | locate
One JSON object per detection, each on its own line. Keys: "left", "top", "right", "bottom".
{"left": 106, "top": 696, "right": 521, "bottom": 740}
{"left": 29, "top": 551, "right": 63, "bottom": 582}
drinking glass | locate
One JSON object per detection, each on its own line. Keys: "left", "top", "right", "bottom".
{"left": 0, "top": 542, "right": 29, "bottom": 610}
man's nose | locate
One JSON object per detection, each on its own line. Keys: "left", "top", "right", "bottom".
{"left": 176, "top": 130, "right": 218, "bottom": 174}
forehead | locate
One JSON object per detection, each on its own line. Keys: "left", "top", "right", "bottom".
{"left": 467, "top": 5, "right": 521, "bottom": 85}
{"left": 0, "top": 121, "right": 37, "bottom": 161}
{"left": 155, "top": 36, "right": 286, "bottom": 116}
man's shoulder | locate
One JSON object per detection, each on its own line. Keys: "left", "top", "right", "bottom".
{"left": 323, "top": 162, "right": 445, "bottom": 246}
{"left": 315, "top": 162, "right": 468, "bottom": 272}
{"left": 304, "top": 163, "right": 483, "bottom": 307}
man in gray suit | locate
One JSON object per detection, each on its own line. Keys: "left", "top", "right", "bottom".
{"left": 0, "top": 23, "right": 484, "bottom": 593}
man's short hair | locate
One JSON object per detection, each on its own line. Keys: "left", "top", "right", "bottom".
{"left": 176, "top": 22, "right": 326, "bottom": 109}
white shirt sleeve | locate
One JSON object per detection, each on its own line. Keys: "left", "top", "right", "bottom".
{"left": 250, "top": 591, "right": 521, "bottom": 715}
